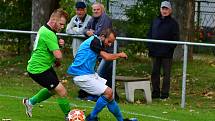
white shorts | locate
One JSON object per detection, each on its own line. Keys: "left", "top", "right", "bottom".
{"left": 73, "top": 73, "right": 108, "bottom": 96}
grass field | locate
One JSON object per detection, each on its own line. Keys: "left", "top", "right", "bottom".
{"left": 0, "top": 52, "right": 215, "bottom": 121}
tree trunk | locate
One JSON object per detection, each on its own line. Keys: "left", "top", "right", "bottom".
{"left": 172, "top": 0, "right": 195, "bottom": 60}
{"left": 30, "top": 0, "right": 60, "bottom": 50}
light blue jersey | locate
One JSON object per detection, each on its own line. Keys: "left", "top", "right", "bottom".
{"left": 67, "top": 35, "right": 102, "bottom": 76}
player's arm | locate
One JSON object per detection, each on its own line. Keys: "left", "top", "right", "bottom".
{"left": 52, "top": 39, "right": 64, "bottom": 67}
{"left": 90, "top": 37, "right": 128, "bottom": 61}
{"left": 100, "top": 51, "right": 127, "bottom": 61}
{"left": 53, "top": 50, "right": 62, "bottom": 67}
{"left": 53, "top": 50, "right": 62, "bottom": 60}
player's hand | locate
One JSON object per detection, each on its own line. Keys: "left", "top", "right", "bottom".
{"left": 89, "top": 29, "right": 95, "bottom": 32}
{"left": 118, "top": 52, "right": 128, "bottom": 59}
{"left": 86, "top": 30, "right": 94, "bottom": 36}
{"left": 59, "top": 39, "right": 65, "bottom": 47}
{"left": 54, "top": 60, "right": 61, "bottom": 67}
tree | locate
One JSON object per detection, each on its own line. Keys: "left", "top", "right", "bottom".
{"left": 113, "top": 0, "right": 162, "bottom": 56}
{"left": 172, "top": 0, "right": 195, "bottom": 60}
{"left": 0, "top": 0, "right": 31, "bottom": 54}
{"left": 31, "top": 0, "right": 60, "bottom": 49}
{"left": 32, "top": 0, "right": 60, "bottom": 31}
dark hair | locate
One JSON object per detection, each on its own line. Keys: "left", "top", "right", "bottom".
{"left": 100, "top": 28, "right": 117, "bottom": 38}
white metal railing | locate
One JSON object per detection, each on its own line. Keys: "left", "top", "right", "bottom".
{"left": 1, "top": 29, "right": 215, "bottom": 108}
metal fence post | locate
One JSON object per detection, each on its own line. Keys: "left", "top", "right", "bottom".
{"left": 181, "top": 44, "right": 188, "bottom": 108}
{"left": 112, "top": 40, "right": 117, "bottom": 98}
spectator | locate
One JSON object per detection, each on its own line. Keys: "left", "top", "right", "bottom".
{"left": 84, "top": 2, "right": 112, "bottom": 37}
{"left": 147, "top": 1, "right": 179, "bottom": 99}
{"left": 66, "top": 1, "right": 91, "bottom": 57}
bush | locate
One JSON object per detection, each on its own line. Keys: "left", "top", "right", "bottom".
{"left": 113, "top": 0, "right": 162, "bottom": 55}
{"left": 0, "top": 0, "right": 31, "bottom": 54}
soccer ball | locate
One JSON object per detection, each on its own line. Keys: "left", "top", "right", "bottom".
{"left": 68, "top": 109, "right": 85, "bottom": 121}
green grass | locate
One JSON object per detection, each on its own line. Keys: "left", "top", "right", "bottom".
{"left": 0, "top": 53, "right": 215, "bottom": 121}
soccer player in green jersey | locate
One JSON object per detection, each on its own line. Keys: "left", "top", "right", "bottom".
{"left": 22, "top": 8, "right": 70, "bottom": 120}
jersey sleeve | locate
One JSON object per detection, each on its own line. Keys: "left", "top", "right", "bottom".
{"left": 90, "top": 37, "right": 104, "bottom": 54}
{"left": 44, "top": 32, "right": 60, "bottom": 51}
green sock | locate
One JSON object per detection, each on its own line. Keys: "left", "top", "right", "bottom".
{"left": 29, "top": 88, "right": 53, "bottom": 105}
{"left": 57, "top": 97, "right": 71, "bottom": 116}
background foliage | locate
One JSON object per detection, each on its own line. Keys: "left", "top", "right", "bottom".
{"left": 114, "top": 0, "right": 162, "bottom": 57}
{"left": 0, "top": 0, "right": 162, "bottom": 56}
{"left": 0, "top": 0, "right": 31, "bottom": 54}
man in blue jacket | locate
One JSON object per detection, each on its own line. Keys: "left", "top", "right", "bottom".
{"left": 147, "top": 1, "right": 179, "bottom": 99}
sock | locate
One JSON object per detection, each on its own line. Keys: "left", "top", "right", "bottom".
{"left": 29, "top": 88, "right": 53, "bottom": 105}
{"left": 57, "top": 97, "right": 71, "bottom": 116}
{"left": 90, "top": 95, "right": 109, "bottom": 118}
{"left": 107, "top": 100, "right": 123, "bottom": 121}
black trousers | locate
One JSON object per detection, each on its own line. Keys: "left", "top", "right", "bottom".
{"left": 151, "top": 57, "right": 172, "bottom": 96}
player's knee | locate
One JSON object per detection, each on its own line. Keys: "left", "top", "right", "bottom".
{"left": 104, "top": 87, "right": 113, "bottom": 100}
{"left": 56, "top": 87, "right": 67, "bottom": 97}
{"left": 59, "top": 90, "right": 68, "bottom": 97}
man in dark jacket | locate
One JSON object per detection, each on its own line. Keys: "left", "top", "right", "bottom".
{"left": 147, "top": 1, "right": 179, "bottom": 99}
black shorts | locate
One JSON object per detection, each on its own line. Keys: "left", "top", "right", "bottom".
{"left": 28, "top": 67, "right": 59, "bottom": 90}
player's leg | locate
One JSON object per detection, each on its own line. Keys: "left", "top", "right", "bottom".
{"left": 27, "top": 68, "right": 59, "bottom": 104}
{"left": 30, "top": 88, "right": 54, "bottom": 105}
{"left": 106, "top": 99, "right": 123, "bottom": 121}
{"left": 87, "top": 87, "right": 112, "bottom": 120}
{"left": 96, "top": 74, "right": 123, "bottom": 121}
{"left": 75, "top": 74, "right": 123, "bottom": 121}
{"left": 73, "top": 74, "right": 106, "bottom": 120}
{"left": 48, "top": 67, "right": 71, "bottom": 117}
{"left": 23, "top": 88, "right": 53, "bottom": 117}
{"left": 97, "top": 59, "right": 119, "bottom": 100}
{"left": 54, "top": 82, "right": 71, "bottom": 116}
{"left": 23, "top": 68, "right": 56, "bottom": 117}
{"left": 87, "top": 87, "right": 123, "bottom": 121}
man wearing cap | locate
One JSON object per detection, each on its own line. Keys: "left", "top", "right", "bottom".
{"left": 66, "top": 1, "right": 91, "bottom": 57}
{"left": 147, "top": 1, "right": 179, "bottom": 99}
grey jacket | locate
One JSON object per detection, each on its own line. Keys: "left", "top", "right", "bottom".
{"left": 66, "top": 14, "right": 91, "bottom": 35}
{"left": 84, "top": 12, "right": 112, "bottom": 37}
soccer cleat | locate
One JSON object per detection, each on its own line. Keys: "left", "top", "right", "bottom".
{"left": 64, "top": 115, "right": 69, "bottom": 121}
{"left": 123, "top": 118, "right": 138, "bottom": 121}
{"left": 86, "top": 95, "right": 99, "bottom": 102}
{"left": 86, "top": 114, "right": 98, "bottom": 121}
{"left": 22, "top": 98, "right": 33, "bottom": 117}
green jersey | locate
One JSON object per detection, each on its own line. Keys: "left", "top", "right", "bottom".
{"left": 27, "top": 25, "right": 60, "bottom": 74}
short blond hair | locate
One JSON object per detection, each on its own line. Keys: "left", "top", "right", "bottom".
{"left": 92, "top": 2, "right": 105, "bottom": 12}
{"left": 50, "top": 8, "right": 69, "bottom": 21}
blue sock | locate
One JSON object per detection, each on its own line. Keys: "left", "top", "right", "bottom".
{"left": 90, "top": 95, "right": 108, "bottom": 118}
{"left": 107, "top": 100, "right": 123, "bottom": 121}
